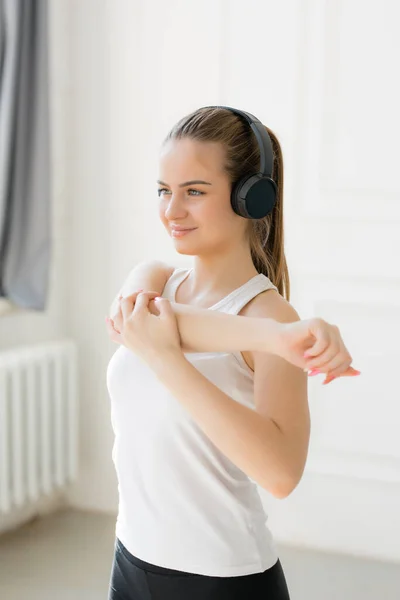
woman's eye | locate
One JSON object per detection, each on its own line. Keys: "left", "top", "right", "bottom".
{"left": 157, "top": 188, "right": 203, "bottom": 197}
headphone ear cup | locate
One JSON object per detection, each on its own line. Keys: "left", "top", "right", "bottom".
{"left": 230, "top": 178, "right": 245, "bottom": 217}
{"left": 231, "top": 175, "right": 277, "bottom": 219}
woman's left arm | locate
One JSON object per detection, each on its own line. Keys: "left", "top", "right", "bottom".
{"left": 151, "top": 294, "right": 309, "bottom": 500}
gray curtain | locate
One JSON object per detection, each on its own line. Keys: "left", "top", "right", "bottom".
{"left": 0, "top": 0, "right": 50, "bottom": 310}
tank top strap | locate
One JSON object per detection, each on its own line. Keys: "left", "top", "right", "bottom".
{"left": 210, "top": 274, "right": 278, "bottom": 315}
{"left": 163, "top": 268, "right": 278, "bottom": 315}
{"left": 162, "top": 267, "right": 192, "bottom": 301}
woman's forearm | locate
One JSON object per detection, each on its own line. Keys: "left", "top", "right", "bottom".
{"left": 150, "top": 299, "right": 283, "bottom": 354}
{"left": 151, "top": 350, "right": 295, "bottom": 498}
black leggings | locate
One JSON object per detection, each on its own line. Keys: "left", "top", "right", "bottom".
{"left": 108, "top": 538, "right": 291, "bottom": 599}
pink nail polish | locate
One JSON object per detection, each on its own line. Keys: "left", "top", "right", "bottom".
{"left": 308, "top": 369, "right": 320, "bottom": 376}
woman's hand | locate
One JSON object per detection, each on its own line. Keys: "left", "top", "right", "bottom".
{"left": 109, "top": 289, "right": 160, "bottom": 335}
{"left": 105, "top": 291, "right": 182, "bottom": 364}
{"left": 277, "top": 318, "right": 360, "bottom": 385}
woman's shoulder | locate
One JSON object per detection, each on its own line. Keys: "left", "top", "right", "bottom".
{"left": 239, "top": 286, "right": 300, "bottom": 324}
{"left": 120, "top": 260, "right": 176, "bottom": 297}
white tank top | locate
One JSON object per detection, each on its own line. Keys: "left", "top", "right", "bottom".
{"left": 106, "top": 267, "right": 279, "bottom": 577}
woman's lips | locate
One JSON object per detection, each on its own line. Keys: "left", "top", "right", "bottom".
{"left": 171, "top": 228, "right": 197, "bottom": 238}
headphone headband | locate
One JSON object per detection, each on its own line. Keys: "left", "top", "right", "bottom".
{"left": 200, "top": 105, "right": 274, "bottom": 177}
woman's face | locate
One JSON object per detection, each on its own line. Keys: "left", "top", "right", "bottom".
{"left": 157, "top": 138, "right": 246, "bottom": 256}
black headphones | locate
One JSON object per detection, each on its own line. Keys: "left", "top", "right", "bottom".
{"left": 200, "top": 106, "right": 277, "bottom": 219}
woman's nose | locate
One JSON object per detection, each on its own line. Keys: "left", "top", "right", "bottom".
{"left": 164, "top": 195, "right": 186, "bottom": 219}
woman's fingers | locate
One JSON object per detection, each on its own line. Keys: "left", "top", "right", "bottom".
{"left": 115, "top": 309, "right": 122, "bottom": 333}
{"left": 306, "top": 345, "right": 351, "bottom": 374}
{"left": 305, "top": 344, "right": 339, "bottom": 371}
{"left": 109, "top": 290, "right": 161, "bottom": 334}
{"left": 121, "top": 290, "right": 160, "bottom": 302}
{"left": 324, "top": 365, "right": 361, "bottom": 382}
{"left": 343, "top": 366, "right": 361, "bottom": 377}
{"left": 318, "top": 367, "right": 360, "bottom": 385}
{"left": 120, "top": 291, "right": 160, "bottom": 321}
{"left": 105, "top": 317, "right": 123, "bottom": 344}
{"left": 304, "top": 319, "right": 331, "bottom": 358}
{"left": 120, "top": 296, "right": 135, "bottom": 321}
{"left": 119, "top": 291, "right": 143, "bottom": 320}
{"left": 132, "top": 291, "right": 155, "bottom": 313}
{"left": 311, "top": 363, "right": 361, "bottom": 385}
{"left": 307, "top": 352, "right": 346, "bottom": 376}
{"left": 303, "top": 319, "right": 361, "bottom": 383}
{"left": 323, "top": 356, "right": 352, "bottom": 378}
{"left": 111, "top": 304, "right": 123, "bottom": 333}
{"left": 111, "top": 290, "right": 143, "bottom": 327}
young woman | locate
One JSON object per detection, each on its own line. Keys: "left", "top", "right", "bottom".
{"left": 105, "top": 106, "right": 360, "bottom": 599}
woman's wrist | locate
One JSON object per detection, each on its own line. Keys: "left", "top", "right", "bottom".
{"left": 150, "top": 347, "right": 186, "bottom": 377}
{"left": 253, "top": 318, "right": 284, "bottom": 354}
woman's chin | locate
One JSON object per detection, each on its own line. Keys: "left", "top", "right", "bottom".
{"left": 173, "top": 244, "right": 197, "bottom": 256}
{"left": 171, "top": 235, "right": 199, "bottom": 255}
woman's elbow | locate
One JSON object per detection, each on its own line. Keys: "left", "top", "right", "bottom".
{"left": 265, "top": 467, "right": 305, "bottom": 499}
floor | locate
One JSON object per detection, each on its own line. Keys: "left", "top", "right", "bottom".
{"left": 0, "top": 509, "right": 399, "bottom": 599}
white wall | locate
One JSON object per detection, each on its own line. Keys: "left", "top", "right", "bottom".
{"left": 1, "top": 0, "right": 399, "bottom": 562}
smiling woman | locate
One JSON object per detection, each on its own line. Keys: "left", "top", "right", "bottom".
{"left": 156, "top": 136, "right": 249, "bottom": 262}
{"left": 106, "top": 105, "right": 359, "bottom": 600}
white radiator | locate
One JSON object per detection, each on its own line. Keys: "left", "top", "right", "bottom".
{"left": 0, "top": 340, "right": 78, "bottom": 514}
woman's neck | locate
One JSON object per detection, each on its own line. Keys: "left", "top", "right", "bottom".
{"left": 185, "top": 253, "right": 259, "bottom": 301}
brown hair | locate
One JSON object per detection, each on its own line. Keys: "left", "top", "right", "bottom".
{"left": 163, "top": 107, "right": 290, "bottom": 300}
